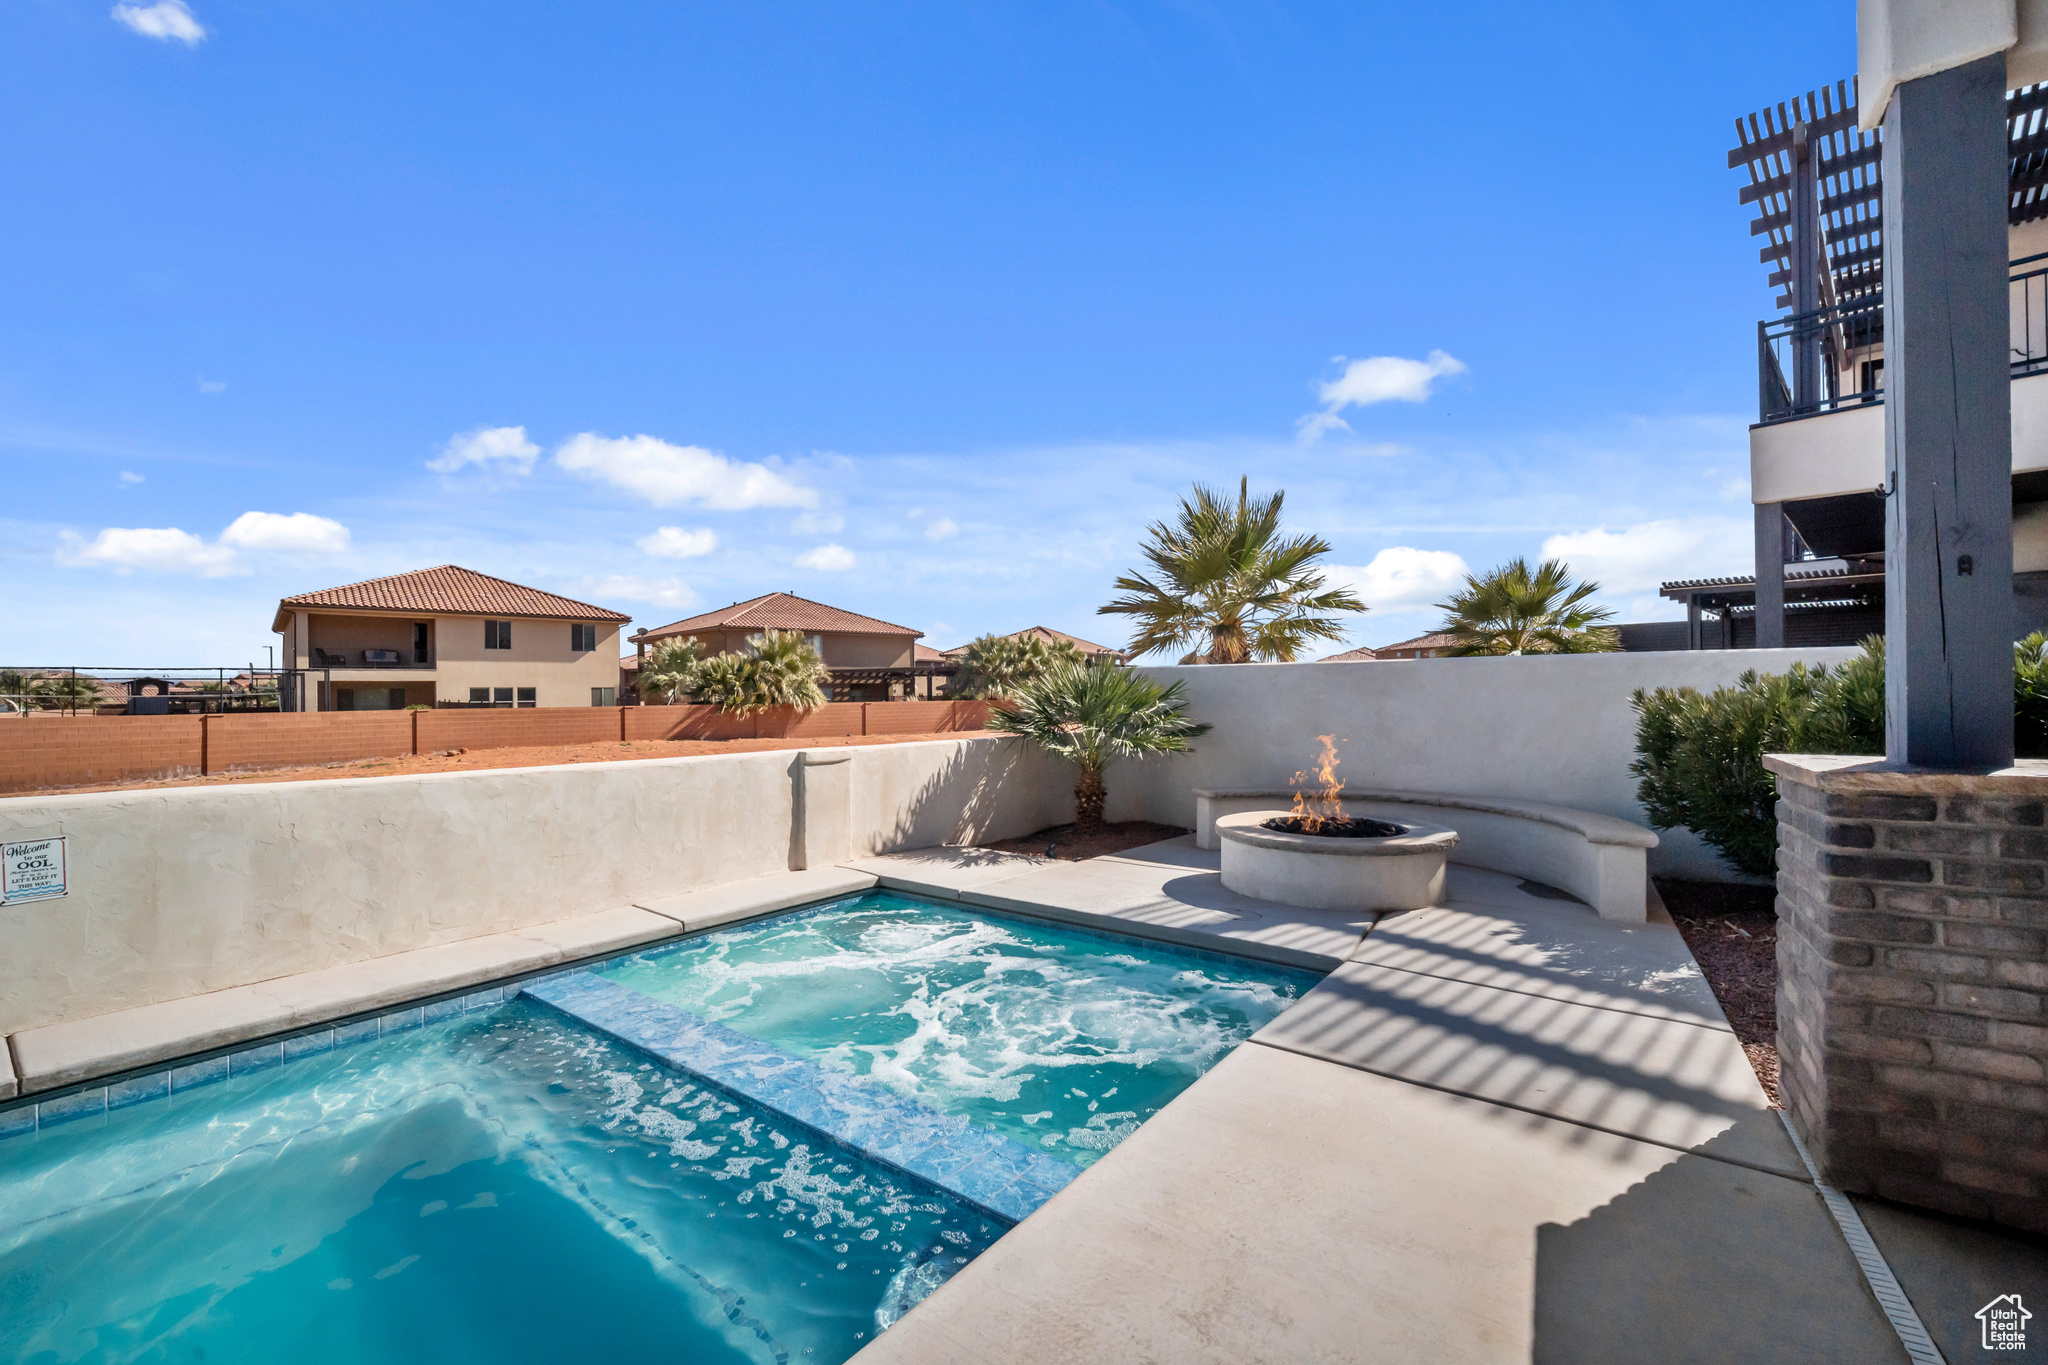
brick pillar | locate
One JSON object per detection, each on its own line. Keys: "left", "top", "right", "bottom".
{"left": 1770, "top": 754, "right": 2048, "bottom": 1232}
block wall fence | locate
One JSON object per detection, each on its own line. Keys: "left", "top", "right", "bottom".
{"left": 0, "top": 701, "right": 993, "bottom": 795}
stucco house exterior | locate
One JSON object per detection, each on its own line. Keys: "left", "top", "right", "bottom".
{"left": 272, "top": 565, "right": 630, "bottom": 711}
{"left": 941, "top": 626, "right": 1128, "bottom": 664}
{"left": 630, "top": 592, "right": 936, "bottom": 701}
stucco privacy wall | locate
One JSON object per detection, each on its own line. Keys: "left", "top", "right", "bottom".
{"left": 1113, "top": 648, "right": 1859, "bottom": 882}
{"left": 0, "top": 733, "right": 1068, "bottom": 1036}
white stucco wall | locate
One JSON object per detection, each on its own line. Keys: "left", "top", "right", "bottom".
{"left": 1108, "top": 649, "right": 1860, "bottom": 882}
{"left": 0, "top": 734, "right": 1069, "bottom": 1035}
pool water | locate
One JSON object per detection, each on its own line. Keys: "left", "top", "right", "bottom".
{"left": 598, "top": 895, "right": 1322, "bottom": 1167}
{"left": 0, "top": 1001, "right": 1000, "bottom": 1365}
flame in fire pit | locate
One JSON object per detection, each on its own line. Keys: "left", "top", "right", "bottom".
{"left": 1288, "top": 734, "right": 1346, "bottom": 834}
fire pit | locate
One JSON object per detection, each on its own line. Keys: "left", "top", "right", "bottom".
{"left": 1215, "top": 736, "right": 1459, "bottom": 912}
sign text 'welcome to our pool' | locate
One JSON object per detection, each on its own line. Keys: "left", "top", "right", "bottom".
{"left": 2, "top": 837, "right": 67, "bottom": 903}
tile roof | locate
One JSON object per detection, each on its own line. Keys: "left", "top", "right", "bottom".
{"left": 635, "top": 592, "right": 920, "bottom": 641}
{"left": 1319, "top": 644, "right": 1380, "bottom": 662}
{"left": 913, "top": 643, "right": 949, "bottom": 663}
{"left": 942, "top": 626, "right": 1126, "bottom": 658}
{"left": 1374, "top": 631, "right": 1462, "bottom": 654}
{"left": 276, "top": 565, "right": 630, "bottom": 622}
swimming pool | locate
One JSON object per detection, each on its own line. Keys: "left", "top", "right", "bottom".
{"left": 595, "top": 893, "right": 1322, "bottom": 1168}
{"left": 0, "top": 999, "right": 999, "bottom": 1365}
{"left": 0, "top": 892, "right": 1318, "bottom": 1364}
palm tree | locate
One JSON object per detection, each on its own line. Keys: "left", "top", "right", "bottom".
{"left": 951, "top": 633, "right": 1085, "bottom": 700}
{"left": 1434, "top": 557, "right": 1619, "bottom": 655}
{"left": 689, "top": 652, "right": 757, "bottom": 712}
{"left": 746, "top": 629, "right": 831, "bottom": 712}
{"left": 638, "top": 637, "right": 707, "bottom": 704}
{"left": 26, "top": 672, "right": 101, "bottom": 712}
{"left": 1099, "top": 477, "right": 1365, "bottom": 662}
{"left": 989, "top": 662, "right": 1211, "bottom": 830}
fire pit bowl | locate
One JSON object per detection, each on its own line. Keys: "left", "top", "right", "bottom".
{"left": 1215, "top": 809, "right": 1459, "bottom": 912}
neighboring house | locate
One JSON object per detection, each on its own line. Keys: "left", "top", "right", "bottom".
{"left": 1370, "top": 632, "right": 1460, "bottom": 660}
{"left": 942, "top": 626, "right": 1129, "bottom": 664}
{"left": 273, "top": 565, "right": 630, "bottom": 711}
{"left": 630, "top": 592, "right": 937, "bottom": 702}
{"left": 1687, "top": 79, "right": 2048, "bottom": 649}
{"left": 1320, "top": 644, "right": 1379, "bottom": 662}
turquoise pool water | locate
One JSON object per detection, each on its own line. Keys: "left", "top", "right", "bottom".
{"left": 598, "top": 894, "right": 1322, "bottom": 1167}
{"left": 0, "top": 1001, "right": 1000, "bottom": 1365}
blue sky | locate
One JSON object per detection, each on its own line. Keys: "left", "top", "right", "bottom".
{"left": 3, "top": 0, "right": 1855, "bottom": 664}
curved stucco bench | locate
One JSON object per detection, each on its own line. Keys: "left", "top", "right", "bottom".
{"left": 1192, "top": 788, "right": 1658, "bottom": 923}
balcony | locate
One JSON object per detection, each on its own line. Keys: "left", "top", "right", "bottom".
{"left": 1749, "top": 254, "right": 2048, "bottom": 507}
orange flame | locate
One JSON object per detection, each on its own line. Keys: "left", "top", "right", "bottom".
{"left": 1288, "top": 734, "right": 1346, "bottom": 833}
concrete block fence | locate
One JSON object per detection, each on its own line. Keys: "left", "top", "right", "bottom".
{"left": 0, "top": 701, "right": 992, "bottom": 794}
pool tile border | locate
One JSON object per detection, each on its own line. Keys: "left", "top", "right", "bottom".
{"left": 521, "top": 971, "right": 1081, "bottom": 1225}
{"left": 0, "top": 982, "right": 524, "bottom": 1143}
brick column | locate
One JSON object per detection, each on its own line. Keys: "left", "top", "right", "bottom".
{"left": 1769, "top": 754, "right": 2048, "bottom": 1232}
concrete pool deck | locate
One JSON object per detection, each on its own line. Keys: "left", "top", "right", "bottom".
{"left": 845, "top": 837, "right": 2048, "bottom": 1364}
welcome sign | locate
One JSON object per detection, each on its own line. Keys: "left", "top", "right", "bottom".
{"left": 2, "top": 837, "right": 67, "bottom": 903}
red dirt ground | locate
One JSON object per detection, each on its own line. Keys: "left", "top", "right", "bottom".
{"left": 17, "top": 732, "right": 974, "bottom": 799}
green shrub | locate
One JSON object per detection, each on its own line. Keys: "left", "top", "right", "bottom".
{"left": 1632, "top": 634, "right": 2045, "bottom": 877}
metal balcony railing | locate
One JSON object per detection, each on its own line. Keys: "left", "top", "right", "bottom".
{"left": 1757, "top": 252, "right": 2048, "bottom": 423}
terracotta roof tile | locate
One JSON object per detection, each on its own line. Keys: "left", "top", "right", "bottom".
{"left": 277, "top": 565, "right": 630, "bottom": 621}
{"left": 636, "top": 592, "right": 920, "bottom": 640}
{"left": 1319, "top": 644, "right": 1380, "bottom": 661}
{"left": 941, "top": 626, "right": 1126, "bottom": 658}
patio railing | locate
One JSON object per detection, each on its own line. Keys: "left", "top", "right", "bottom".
{"left": 1757, "top": 252, "right": 2048, "bottom": 423}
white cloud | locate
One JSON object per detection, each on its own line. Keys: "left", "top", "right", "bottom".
{"left": 1299, "top": 350, "right": 1467, "bottom": 441}
{"left": 1540, "top": 516, "right": 1754, "bottom": 596}
{"left": 555, "top": 433, "right": 816, "bottom": 509}
{"left": 638, "top": 526, "right": 718, "bottom": 559}
{"left": 1329, "top": 547, "right": 1470, "bottom": 610}
{"left": 582, "top": 575, "right": 699, "bottom": 609}
{"left": 796, "top": 543, "right": 856, "bottom": 571}
{"left": 59, "top": 527, "right": 239, "bottom": 576}
{"left": 925, "top": 517, "right": 959, "bottom": 541}
{"left": 197, "top": 377, "right": 226, "bottom": 394}
{"left": 113, "top": 0, "right": 204, "bottom": 44}
{"left": 792, "top": 511, "right": 844, "bottom": 534}
{"left": 219, "top": 511, "right": 352, "bottom": 554}
{"left": 429, "top": 425, "right": 541, "bottom": 475}
{"left": 119, "top": 471, "right": 145, "bottom": 485}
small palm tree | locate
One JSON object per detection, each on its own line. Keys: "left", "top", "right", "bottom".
{"left": 747, "top": 629, "right": 831, "bottom": 712}
{"left": 952, "top": 633, "right": 1085, "bottom": 700}
{"left": 990, "top": 663, "right": 1211, "bottom": 830}
{"left": 689, "top": 653, "right": 757, "bottom": 712}
{"left": 638, "top": 637, "right": 707, "bottom": 704}
{"left": 26, "top": 672, "right": 101, "bottom": 712}
{"left": 1435, "top": 557, "right": 1619, "bottom": 656}
{"left": 1099, "top": 477, "right": 1365, "bottom": 663}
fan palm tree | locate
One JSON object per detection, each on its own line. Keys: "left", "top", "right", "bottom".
{"left": 688, "top": 652, "right": 758, "bottom": 712}
{"left": 637, "top": 637, "right": 707, "bottom": 704}
{"left": 951, "top": 633, "right": 1085, "bottom": 700}
{"left": 989, "top": 662, "right": 1211, "bottom": 830}
{"left": 1434, "top": 557, "right": 1619, "bottom": 655}
{"left": 1099, "top": 477, "right": 1365, "bottom": 662}
{"left": 26, "top": 672, "right": 102, "bottom": 712}
{"left": 746, "top": 629, "right": 831, "bottom": 712}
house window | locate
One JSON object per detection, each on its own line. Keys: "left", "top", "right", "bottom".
{"left": 515, "top": 687, "right": 536, "bottom": 708}
{"left": 485, "top": 621, "right": 512, "bottom": 650}
{"left": 335, "top": 688, "right": 355, "bottom": 711}
{"left": 413, "top": 623, "right": 430, "bottom": 664}
{"left": 571, "top": 623, "right": 597, "bottom": 652}
{"left": 469, "top": 688, "right": 490, "bottom": 704}
{"left": 591, "top": 687, "right": 616, "bottom": 706}
{"left": 492, "top": 687, "right": 514, "bottom": 707}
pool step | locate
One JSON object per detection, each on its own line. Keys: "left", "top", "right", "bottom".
{"left": 520, "top": 972, "right": 1079, "bottom": 1225}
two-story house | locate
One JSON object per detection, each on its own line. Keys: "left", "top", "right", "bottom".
{"left": 273, "top": 565, "right": 630, "bottom": 710}
{"left": 1673, "top": 78, "right": 2048, "bottom": 648}
{"left": 629, "top": 592, "right": 939, "bottom": 701}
